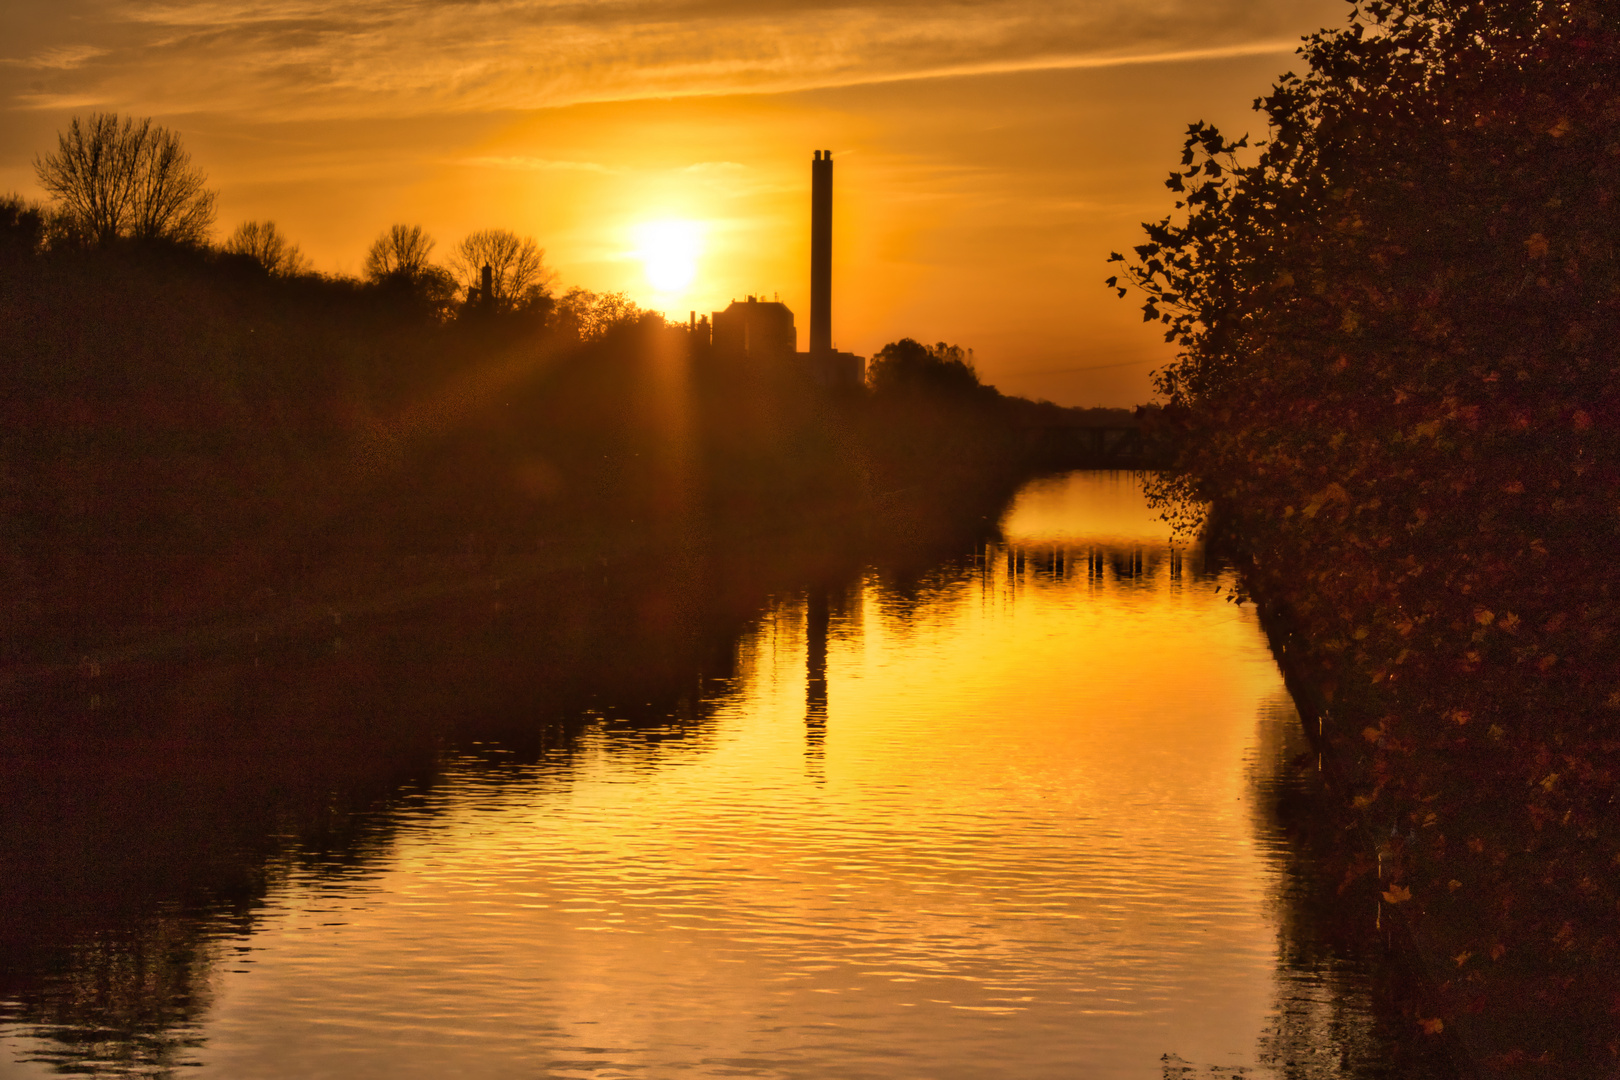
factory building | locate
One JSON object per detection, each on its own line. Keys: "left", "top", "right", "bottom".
{"left": 711, "top": 296, "right": 796, "bottom": 363}
{"left": 702, "top": 150, "right": 865, "bottom": 389}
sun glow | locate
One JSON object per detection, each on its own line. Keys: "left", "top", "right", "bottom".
{"left": 632, "top": 219, "right": 704, "bottom": 295}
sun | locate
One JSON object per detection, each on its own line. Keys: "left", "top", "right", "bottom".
{"left": 632, "top": 219, "right": 703, "bottom": 295}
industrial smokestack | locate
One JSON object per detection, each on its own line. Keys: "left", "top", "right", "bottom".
{"left": 810, "top": 149, "right": 833, "bottom": 356}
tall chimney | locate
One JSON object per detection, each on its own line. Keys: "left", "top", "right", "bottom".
{"left": 810, "top": 149, "right": 833, "bottom": 356}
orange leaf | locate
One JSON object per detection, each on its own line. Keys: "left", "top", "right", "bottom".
{"left": 1420, "top": 1017, "right": 1445, "bottom": 1035}
{"left": 1303, "top": 481, "right": 1350, "bottom": 517}
{"left": 1382, "top": 884, "right": 1412, "bottom": 904}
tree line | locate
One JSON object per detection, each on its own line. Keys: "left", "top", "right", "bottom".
{"left": 13, "top": 110, "right": 647, "bottom": 337}
{"left": 13, "top": 109, "right": 1141, "bottom": 411}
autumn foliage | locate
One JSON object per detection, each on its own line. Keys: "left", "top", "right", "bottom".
{"left": 1117, "top": 1, "right": 1620, "bottom": 1071}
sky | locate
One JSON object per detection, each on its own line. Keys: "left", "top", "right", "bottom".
{"left": 0, "top": 0, "right": 1347, "bottom": 406}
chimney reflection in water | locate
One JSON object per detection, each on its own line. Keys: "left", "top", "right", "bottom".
{"left": 805, "top": 588, "right": 829, "bottom": 775}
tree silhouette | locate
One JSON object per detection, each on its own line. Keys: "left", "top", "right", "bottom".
{"left": 34, "top": 114, "right": 216, "bottom": 246}
{"left": 225, "top": 220, "right": 310, "bottom": 277}
{"left": 867, "top": 339, "right": 983, "bottom": 397}
{"left": 0, "top": 195, "right": 45, "bottom": 256}
{"left": 363, "top": 223, "right": 454, "bottom": 316}
{"left": 1114, "top": 1, "right": 1620, "bottom": 1065}
{"left": 364, "top": 224, "right": 437, "bottom": 282}
{"left": 450, "top": 229, "right": 554, "bottom": 312}
{"left": 553, "top": 287, "right": 647, "bottom": 340}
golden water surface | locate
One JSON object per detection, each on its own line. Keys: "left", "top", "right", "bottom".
{"left": 0, "top": 473, "right": 1389, "bottom": 1079}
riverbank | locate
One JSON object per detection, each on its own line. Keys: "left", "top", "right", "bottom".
{"left": 1214, "top": 513, "right": 1620, "bottom": 1078}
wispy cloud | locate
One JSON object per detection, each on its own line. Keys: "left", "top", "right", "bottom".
{"left": 1, "top": 44, "right": 110, "bottom": 70}
{"left": 4, "top": 0, "right": 1337, "bottom": 119}
{"left": 461, "top": 155, "right": 618, "bottom": 174}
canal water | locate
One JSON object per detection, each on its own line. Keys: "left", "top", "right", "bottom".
{"left": 0, "top": 472, "right": 1409, "bottom": 1079}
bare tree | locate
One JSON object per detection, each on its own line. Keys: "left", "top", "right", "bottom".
{"left": 362, "top": 223, "right": 456, "bottom": 317}
{"left": 225, "top": 220, "right": 310, "bottom": 276}
{"left": 34, "top": 114, "right": 216, "bottom": 245}
{"left": 363, "top": 224, "right": 437, "bottom": 282}
{"left": 450, "top": 228, "right": 555, "bottom": 311}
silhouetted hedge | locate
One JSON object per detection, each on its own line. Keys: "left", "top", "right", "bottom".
{"left": 1119, "top": 2, "right": 1620, "bottom": 1071}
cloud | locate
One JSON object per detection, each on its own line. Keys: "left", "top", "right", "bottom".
{"left": 9, "top": 0, "right": 1339, "bottom": 119}
{"left": 0, "top": 45, "right": 110, "bottom": 70}
{"left": 461, "top": 155, "right": 618, "bottom": 174}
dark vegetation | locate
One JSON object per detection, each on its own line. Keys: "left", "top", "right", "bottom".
{"left": 1, "top": 114, "right": 1128, "bottom": 670}
{"left": 1115, "top": 1, "right": 1620, "bottom": 1072}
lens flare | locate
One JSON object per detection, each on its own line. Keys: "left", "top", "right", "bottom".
{"left": 633, "top": 219, "right": 703, "bottom": 294}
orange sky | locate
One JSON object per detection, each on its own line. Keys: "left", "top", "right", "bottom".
{"left": 0, "top": 0, "right": 1345, "bottom": 405}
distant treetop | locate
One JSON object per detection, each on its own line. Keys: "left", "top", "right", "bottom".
{"left": 225, "top": 220, "right": 310, "bottom": 277}
{"left": 364, "top": 223, "right": 456, "bottom": 317}
{"left": 451, "top": 228, "right": 555, "bottom": 313}
{"left": 364, "top": 224, "right": 438, "bottom": 282}
{"left": 867, "top": 338, "right": 987, "bottom": 398}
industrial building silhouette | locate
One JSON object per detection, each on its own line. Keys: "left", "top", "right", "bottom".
{"left": 696, "top": 151, "right": 865, "bottom": 388}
